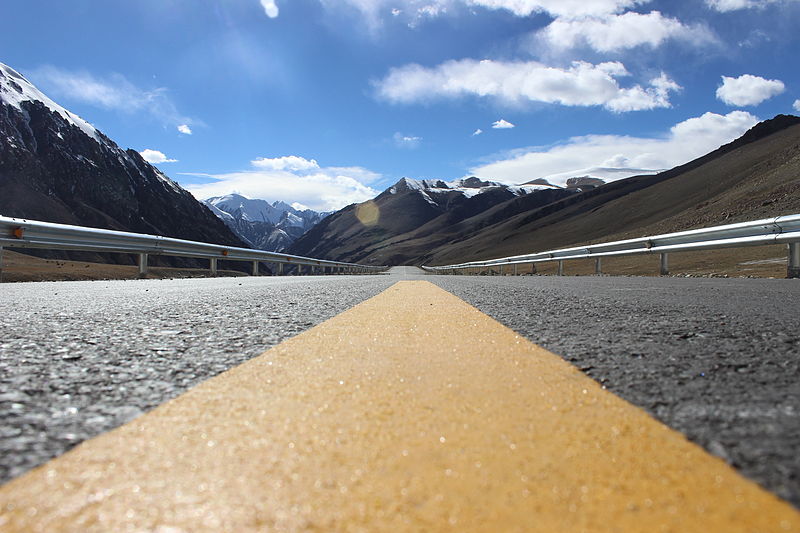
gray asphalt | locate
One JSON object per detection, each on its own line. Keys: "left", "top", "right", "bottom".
{"left": 428, "top": 272, "right": 799, "bottom": 507}
{"left": 1, "top": 268, "right": 798, "bottom": 508}
{"left": 0, "top": 274, "right": 396, "bottom": 484}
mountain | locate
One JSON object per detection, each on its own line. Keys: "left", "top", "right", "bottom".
{"left": 288, "top": 176, "right": 576, "bottom": 264}
{"left": 289, "top": 115, "right": 800, "bottom": 266}
{"left": 425, "top": 114, "right": 800, "bottom": 265}
{"left": 0, "top": 62, "right": 246, "bottom": 264}
{"left": 203, "top": 193, "right": 329, "bottom": 252}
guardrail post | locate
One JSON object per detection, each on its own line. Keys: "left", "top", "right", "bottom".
{"left": 0, "top": 245, "right": 4, "bottom": 283}
{"left": 513, "top": 264, "right": 518, "bottom": 276}
{"left": 138, "top": 253, "right": 148, "bottom": 278}
{"left": 788, "top": 242, "right": 800, "bottom": 279}
{"left": 530, "top": 263, "right": 537, "bottom": 275}
{"left": 499, "top": 265, "right": 504, "bottom": 276}
{"left": 252, "top": 260, "right": 259, "bottom": 276}
{"left": 210, "top": 258, "right": 218, "bottom": 276}
{"left": 595, "top": 257, "right": 602, "bottom": 275}
{"left": 660, "top": 253, "right": 669, "bottom": 276}
{"left": 557, "top": 260, "right": 564, "bottom": 276}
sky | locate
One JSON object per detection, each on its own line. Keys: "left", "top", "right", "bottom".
{"left": 2, "top": 0, "right": 799, "bottom": 211}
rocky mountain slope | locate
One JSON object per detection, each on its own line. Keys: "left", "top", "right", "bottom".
{"left": 0, "top": 62, "right": 246, "bottom": 263}
{"left": 203, "top": 194, "right": 328, "bottom": 252}
{"left": 290, "top": 115, "right": 800, "bottom": 266}
{"left": 288, "top": 176, "right": 577, "bottom": 264}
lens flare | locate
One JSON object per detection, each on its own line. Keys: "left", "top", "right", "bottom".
{"left": 355, "top": 201, "right": 380, "bottom": 227}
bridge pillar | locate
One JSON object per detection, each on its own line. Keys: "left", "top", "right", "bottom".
{"left": 660, "top": 253, "right": 669, "bottom": 276}
{"left": 210, "top": 258, "right": 218, "bottom": 276}
{"left": 788, "top": 243, "right": 800, "bottom": 278}
{"left": 595, "top": 257, "right": 602, "bottom": 275}
{"left": 138, "top": 253, "right": 148, "bottom": 278}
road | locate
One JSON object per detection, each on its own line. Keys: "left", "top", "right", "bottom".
{"left": 1, "top": 267, "right": 798, "bottom": 510}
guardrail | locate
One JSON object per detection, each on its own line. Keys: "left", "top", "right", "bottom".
{"left": 0, "top": 216, "right": 386, "bottom": 279}
{"left": 422, "top": 214, "right": 800, "bottom": 279}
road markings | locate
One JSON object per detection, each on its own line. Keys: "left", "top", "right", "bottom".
{"left": 0, "top": 281, "right": 796, "bottom": 532}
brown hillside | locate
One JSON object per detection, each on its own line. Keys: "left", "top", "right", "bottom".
{"left": 425, "top": 116, "right": 800, "bottom": 265}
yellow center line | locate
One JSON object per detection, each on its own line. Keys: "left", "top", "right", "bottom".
{"left": 0, "top": 281, "right": 796, "bottom": 532}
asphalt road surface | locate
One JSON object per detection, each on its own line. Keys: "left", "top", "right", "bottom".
{"left": 1, "top": 268, "right": 798, "bottom": 508}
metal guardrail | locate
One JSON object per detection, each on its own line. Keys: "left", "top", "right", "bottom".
{"left": 0, "top": 216, "right": 386, "bottom": 278}
{"left": 422, "top": 214, "right": 800, "bottom": 278}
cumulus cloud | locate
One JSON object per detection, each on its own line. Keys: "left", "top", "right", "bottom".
{"left": 393, "top": 132, "right": 423, "bottom": 148}
{"left": 705, "top": 0, "right": 796, "bottom": 11}
{"left": 140, "top": 149, "right": 178, "bottom": 164}
{"left": 492, "top": 119, "right": 515, "bottom": 129}
{"left": 473, "top": 128, "right": 483, "bottom": 136}
{"left": 469, "top": 111, "right": 758, "bottom": 185}
{"left": 375, "top": 59, "right": 680, "bottom": 112}
{"left": 260, "top": 0, "right": 279, "bottom": 17}
{"left": 30, "top": 66, "right": 197, "bottom": 131}
{"left": 537, "top": 11, "right": 715, "bottom": 52}
{"left": 183, "top": 156, "right": 381, "bottom": 212}
{"left": 716, "top": 74, "right": 785, "bottom": 106}
{"left": 177, "top": 124, "right": 193, "bottom": 135}
{"left": 251, "top": 155, "right": 321, "bottom": 171}
{"left": 794, "top": 99, "right": 800, "bottom": 112}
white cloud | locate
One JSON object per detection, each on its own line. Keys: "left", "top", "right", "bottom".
{"left": 469, "top": 110, "right": 758, "bottom": 185}
{"left": 537, "top": 11, "right": 715, "bottom": 53}
{"left": 31, "top": 66, "right": 197, "bottom": 131}
{"left": 492, "top": 119, "right": 515, "bottom": 129}
{"left": 466, "top": 0, "right": 648, "bottom": 17}
{"left": 794, "top": 99, "right": 800, "bottom": 112}
{"left": 375, "top": 59, "right": 680, "bottom": 112}
{"left": 706, "top": 0, "right": 797, "bottom": 11}
{"left": 473, "top": 128, "right": 483, "bottom": 136}
{"left": 393, "top": 132, "right": 422, "bottom": 148}
{"left": 320, "top": 0, "right": 649, "bottom": 27}
{"left": 251, "top": 155, "right": 320, "bottom": 171}
{"left": 183, "top": 156, "right": 381, "bottom": 212}
{"left": 716, "top": 74, "right": 785, "bottom": 106}
{"left": 177, "top": 124, "right": 193, "bottom": 135}
{"left": 260, "top": 0, "right": 279, "bottom": 18}
{"left": 140, "top": 149, "right": 178, "bottom": 164}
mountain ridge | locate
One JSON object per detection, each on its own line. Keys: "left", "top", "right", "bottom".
{"left": 289, "top": 114, "right": 800, "bottom": 266}
{"left": 203, "top": 193, "right": 329, "bottom": 252}
{"left": 0, "top": 61, "right": 247, "bottom": 265}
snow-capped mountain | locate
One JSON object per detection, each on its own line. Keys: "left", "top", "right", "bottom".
{"left": 0, "top": 61, "right": 245, "bottom": 257}
{"left": 387, "top": 176, "right": 561, "bottom": 201}
{"left": 203, "top": 193, "right": 329, "bottom": 252}
{"left": 289, "top": 176, "right": 579, "bottom": 263}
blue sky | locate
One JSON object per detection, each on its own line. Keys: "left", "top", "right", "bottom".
{"left": 2, "top": 0, "right": 799, "bottom": 210}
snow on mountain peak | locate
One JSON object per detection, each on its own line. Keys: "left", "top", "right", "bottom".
{"left": 387, "top": 176, "right": 536, "bottom": 199}
{"left": 0, "top": 62, "right": 100, "bottom": 141}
